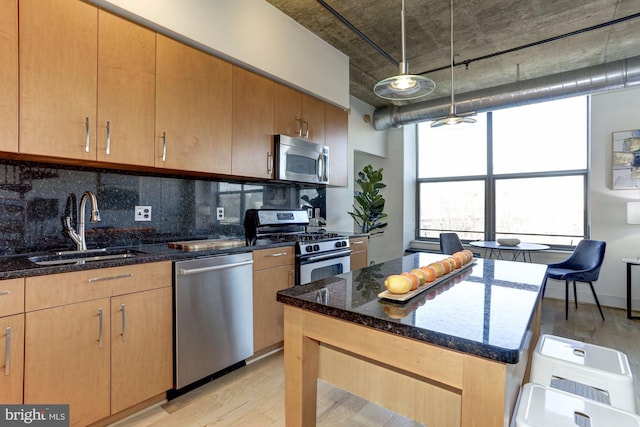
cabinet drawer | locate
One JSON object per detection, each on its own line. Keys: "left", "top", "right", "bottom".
{"left": 350, "top": 237, "right": 368, "bottom": 251}
{"left": 0, "top": 278, "right": 24, "bottom": 317}
{"left": 25, "top": 261, "right": 172, "bottom": 311}
{"left": 253, "top": 246, "right": 295, "bottom": 270}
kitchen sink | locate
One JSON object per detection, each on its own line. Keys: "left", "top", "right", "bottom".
{"left": 28, "top": 248, "right": 145, "bottom": 266}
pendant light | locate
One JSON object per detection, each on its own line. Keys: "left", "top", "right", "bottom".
{"left": 431, "top": 0, "right": 476, "bottom": 127}
{"left": 374, "top": 0, "right": 435, "bottom": 101}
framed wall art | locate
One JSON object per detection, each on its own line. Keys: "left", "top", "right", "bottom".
{"left": 613, "top": 129, "right": 640, "bottom": 189}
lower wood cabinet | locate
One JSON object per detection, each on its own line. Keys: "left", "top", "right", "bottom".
{"left": 350, "top": 236, "right": 369, "bottom": 271}
{"left": 110, "top": 286, "right": 172, "bottom": 414}
{"left": 23, "top": 262, "right": 172, "bottom": 427}
{"left": 0, "top": 313, "right": 24, "bottom": 404}
{"left": 253, "top": 246, "right": 295, "bottom": 354}
{"left": 25, "top": 298, "right": 112, "bottom": 426}
{"left": 0, "top": 277, "right": 24, "bottom": 404}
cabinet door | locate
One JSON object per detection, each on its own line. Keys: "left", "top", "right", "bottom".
{"left": 0, "top": 0, "right": 17, "bottom": 153}
{"left": 350, "top": 237, "right": 369, "bottom": 271}
{"left": 0, "top": 314, "right": 24, "bottom": 404}
{"left": 111, "top": 287, "right": 172, "bottom": 414}
{"left": 156, "top": 35, "right": 232, "bottom": 174}
{"left": 302, "top": 94, "right": 326, "bottom": 145}
{"left": 274, "top": 83, "right": 303, "bottom": 137}
{"left": 25, "top": 298, "right": 111, "bottom": 427}
{"left": 325, "top": 104, "right": 348, "bottom": 187}
{"left": 19, "top": 0, "right": 98, "bottom": 160}
{"left": 253, "top": 264, "right": 294, "bottom": 352}
{"left": 97, "top": 11, "right": 156, "bottom": 166}
{"left": 232, "top": 66, "right": 274, "bottom": 179}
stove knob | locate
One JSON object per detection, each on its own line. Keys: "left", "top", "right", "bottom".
{"left": 313, "top": 244, "right": 320, "bottom": 252}
{"left": 335, "top": 241, "right": 342, "bottom": 248}
{"left": 305, "top": 246, "right": 313, "bottom": 253}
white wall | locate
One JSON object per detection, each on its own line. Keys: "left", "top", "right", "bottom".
{"left": 552, "top": 85, "right": 640, "bottom": 310}
{"left": 89, "top": 0, "right": 349, "bottom": 108}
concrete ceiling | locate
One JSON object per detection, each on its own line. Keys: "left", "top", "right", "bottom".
{"left": 266, "top": 0, "right": 640, "bottom": 109}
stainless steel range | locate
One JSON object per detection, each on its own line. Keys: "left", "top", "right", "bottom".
{"left": 244, "top": 209, "right": 351, "bottom": 285}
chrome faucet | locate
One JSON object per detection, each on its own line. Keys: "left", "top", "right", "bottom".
{"left": 63, "top": 191, "right": 101, "bottom": 251}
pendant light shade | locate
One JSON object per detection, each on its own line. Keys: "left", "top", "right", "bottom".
{"left": 374, "top": 0, "right": 435, "bottom": 101}
{"left": 431, "top": 0, "right": 476, "bottom": 127}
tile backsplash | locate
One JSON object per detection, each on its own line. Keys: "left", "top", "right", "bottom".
{"left": 0, "top": 160, "right": 326, "bottom": 255}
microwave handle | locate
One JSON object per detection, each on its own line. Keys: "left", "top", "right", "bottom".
{"left": 317, "top": 153, "right": 323, "bottom": 181}
{"left": 323, "top": 152, "right": 329, "bottom": 182}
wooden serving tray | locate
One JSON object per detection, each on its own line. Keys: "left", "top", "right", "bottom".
{"left": 168, "top": 239, "right": 246, "bottom": 251}
{"left": 378, "top": 259, "right": 477, "bottom": 302}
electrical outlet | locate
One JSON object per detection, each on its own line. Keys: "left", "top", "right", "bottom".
{"left": 216, "top": 207, "right": 224, "bottom": 220}
{"left": 135, "top": 205, "right": 152, "bottom": 221}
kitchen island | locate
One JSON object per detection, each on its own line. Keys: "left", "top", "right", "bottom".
{"left": 276, "top": 252, "right": 547, "bottom": 427}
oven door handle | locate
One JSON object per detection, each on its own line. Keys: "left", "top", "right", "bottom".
{"left": 303, "top": 249, "right": 352, "bottom": 263}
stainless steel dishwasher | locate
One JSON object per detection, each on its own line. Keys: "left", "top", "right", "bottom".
{"left": 174, "top": 252, "right": 254, "bottom": 390}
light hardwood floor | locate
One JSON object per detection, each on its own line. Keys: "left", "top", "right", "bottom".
{"left": 111, "top": 297, "right": 640, "bottom": 426}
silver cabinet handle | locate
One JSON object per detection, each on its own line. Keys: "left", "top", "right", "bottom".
{"left": 266, "top": 252, "right": 288, "bottom": 258}
{"left": 162, "top": 131, "right": 167, "bottom": 162}
{"left": 85, "top": 116, "right": 91, "bottom": 153}
{"left": 98, "top": 308, "right": 103, "bottom": 349}
{"left": 121, "top": 303, "right": 126, "bottom": 343}
{"left": 296, "top": 118, "right": 303, "bottom": 137}
{"left": 304, "top": 120, "right": 309, "bottom": 139}
{"left": 88, "top": 273, "right": 133, "bottom": 283}
{"left": 105, "top": 121, "right": 111, "bottom": 155}
{"left": 4, "top": 326, "right": 10, "bottom": 376}
{"left": 267, "top": 152, "right": 272, "bottom": 174}
{"left": 0, "top": 290, "right": 9, "bottom": 296}
{"left": 351, "top": 241, "right": 364, "bottom": 245}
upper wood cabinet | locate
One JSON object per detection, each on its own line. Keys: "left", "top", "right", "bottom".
{"left": 232, "top": 66, "right": 274, "bottom": 179}
{"left": 156, "top": 34, "right": 232, "bottom": 174}
{"left": 325, "top": 104, "right": 348, "bottom": 187}
{"left": 19, "top": 1, "right": 156, "bottom": 166}
{"left": 97, "top": 11, "right": 156, "bottom": 166}
{"left": 275, "top": 83, "right": 325, "bottom": 145}
{"left": 0, "top": 0, "right": 18, "bottom": 153}
{"left": 19, "top": 0, "right": 98, "bottom": 160}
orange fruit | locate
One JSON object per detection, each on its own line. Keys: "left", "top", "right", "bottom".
{"left": 441, "top": 258, "right": 455, "bottom": 273}
{"left": 419, "top": 266, "right": 437, "bottom": 282}
{"left": 401, "top": 272, "right": 420, "bottom": 291}
{"left": 410, "top": 269, "right": 428, "bottom": 285}
{"left": 450, "top": 255, "right": 463, "bottom": 268}
{"left": 427, "top": 262, "right": 446, "bottom": 277}
{"left": 454, "top": 251, "right": 468, "bottom": 263}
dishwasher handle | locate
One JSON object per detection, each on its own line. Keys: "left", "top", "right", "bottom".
{"left": 178, "top": 260, "right": 254, "bottom": 276}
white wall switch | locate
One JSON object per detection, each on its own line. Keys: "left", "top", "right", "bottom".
{"left": 135, "top": 205, "right": 152, "bottom": 221}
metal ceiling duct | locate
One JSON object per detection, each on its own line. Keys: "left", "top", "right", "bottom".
{"left": 372, "top": 55, "right": 640, "bottom": 130}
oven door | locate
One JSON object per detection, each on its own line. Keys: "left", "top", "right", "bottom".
{"left": 298, "top": 249, "right": 351, "bottom": 285}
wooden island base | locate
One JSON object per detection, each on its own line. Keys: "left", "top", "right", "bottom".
{"left": 283, "top": 305, "right": 539, "bottom": 427}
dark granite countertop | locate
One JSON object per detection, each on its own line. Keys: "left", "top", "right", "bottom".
{"left": 276, "top": 252, "right": 547, "bottom": 364}
{"left": 0, "top": 239, "right": 295, "bottom": 280}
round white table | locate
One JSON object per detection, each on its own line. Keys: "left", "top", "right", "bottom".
{"left": 622, "top": 258, "right": 640, "bottom": 319}
{"left": 469, "top": 241, "right": 550, "bottom": 262}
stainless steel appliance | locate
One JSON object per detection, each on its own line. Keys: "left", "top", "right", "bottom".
{"left": 274, "top": 135, "right": 329, "bottom": 184}
{"left": 173, "top": 252, "right": 254, "bottom": 390}
{"left": 244, "top": 208, "right": 350, "bottom": 285}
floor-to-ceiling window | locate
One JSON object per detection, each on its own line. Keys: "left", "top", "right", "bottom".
{"left": 416, "top": 96, "right": 588, "bottom": 248}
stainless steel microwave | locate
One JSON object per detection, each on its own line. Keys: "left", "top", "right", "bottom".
{"left": 274, "top": 135, "right": 329, "bottom": 185}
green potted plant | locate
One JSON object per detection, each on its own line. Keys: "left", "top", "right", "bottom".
{"left": 348, "top": 165, "right": 388, "bottom": 234}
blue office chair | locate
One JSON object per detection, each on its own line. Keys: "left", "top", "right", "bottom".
{"left": 542, "top": 239, "right": 606, "bottom": 321}
{"left": 440, "top": 232, "right": 464, "bottom": 255}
